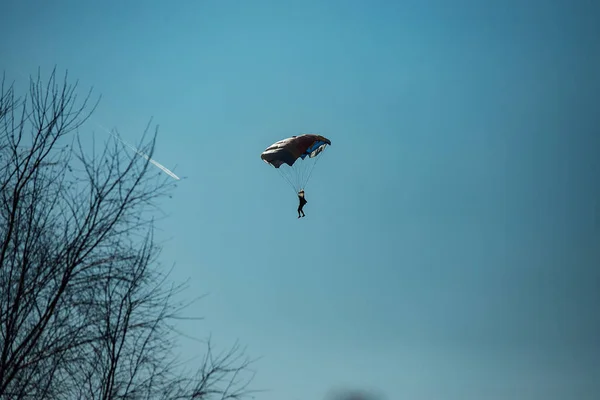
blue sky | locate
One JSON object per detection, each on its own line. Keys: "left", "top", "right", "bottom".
{"left": 2, "top": 0, "right": 600, "bottom": 399}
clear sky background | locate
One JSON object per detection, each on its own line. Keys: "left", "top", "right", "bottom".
{"left": 2, "top": 0, "right": 600, "bottom": 399}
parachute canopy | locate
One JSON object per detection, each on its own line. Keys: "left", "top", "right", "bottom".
{"left": 261, "top": 134, "right": 331, "bottom": 192}
{"left": 261, "top": 134, "right": 331, "bottom": 168}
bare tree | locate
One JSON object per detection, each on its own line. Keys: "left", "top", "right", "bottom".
{"left": 0, "top": 68, "right": 259, "bottom": 400}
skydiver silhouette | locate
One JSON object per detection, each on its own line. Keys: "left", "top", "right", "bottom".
{"left": 297, "top": 189, "right": 307, "bottom": 218}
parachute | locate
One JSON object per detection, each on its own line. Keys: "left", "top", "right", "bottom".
{"left": 261, "top": 134, "right": 331, "bottom": 192}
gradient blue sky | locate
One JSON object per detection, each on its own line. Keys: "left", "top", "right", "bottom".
{"left": 2, "top": 1, "right": 600, "bottom": 399}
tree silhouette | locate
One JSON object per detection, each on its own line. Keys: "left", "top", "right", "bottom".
{"left": 0, "top": 68, "right": 258, "bottom": 400}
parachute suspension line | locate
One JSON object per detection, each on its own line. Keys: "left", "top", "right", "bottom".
{"left": 301, "top": 145, "right": 327, "bottom": 191}
{"left": 276, "top": 165, "right": 301, "bottom": 194}
{"left": 295, "top": 158, "right": 309, "bottom": 192}
{"left": 276, "top": 145, "right": 328, "bottom": 193}
{"left": 263, "top": 137, "right": 330, "bottom": 195}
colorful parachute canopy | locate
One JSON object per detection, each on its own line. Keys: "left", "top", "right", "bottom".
{"left": 261, "top": 134, "right": 331, "bottom": 192}
{"left": 261, "top": 134, "right": 331, "bottom": 168}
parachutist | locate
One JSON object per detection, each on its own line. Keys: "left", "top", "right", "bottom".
{"left": 260, "top": 134, "right": 330, "bottom": 217}
{"left": 298, "top": 190, "right": 307, "bottom": 218}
